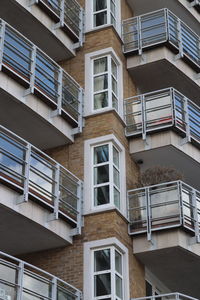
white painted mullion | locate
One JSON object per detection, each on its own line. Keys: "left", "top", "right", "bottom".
{"left": 107, "top": 0, "right": 111, "bottom": 25}
{"left": 111, "top": 246, "right": 115, "bottom": 300}
{"left": 109, "top": 143, "right": 114, "bottom": 206}
{"left": 108, "top": 55, "right": 112, "bottom": 109}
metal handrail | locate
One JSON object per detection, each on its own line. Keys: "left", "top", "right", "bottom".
{"left": 0, "top": 18, "right": 84, "bottom": 133}
{"left": 127, "top": 180, "right": 200, "bottom": 241}
{"left": 0, "top": 250, "right": 82, "bottom": 300}
{"left": 0, "top": 125, "right": 83, "bottom": 233}
{"left": 131, "top": 293, "right": 200, "bottom": 300}
{"left": 122, "top": 8, "right": 200, "bottom": 71}
{"left": 124, "top": 87, "right": 200, "bottom": 145}
{"left": 29, "top": 0, "right": 84, "bottom": 45}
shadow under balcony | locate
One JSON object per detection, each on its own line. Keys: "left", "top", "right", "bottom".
{"left": 0, "top": 125, "right": 83, "bottom": 255}
{"left": 0, "top": 19, "right": 83, "bottom": 149}
{"left": 128, "top": 181, "right": 200, "bottom": 298}
{"left": 126, "top": 0, "right": 200, "bottom": 35}
{"left": 0, "top": 0, "right": 84, "bottom": 61}
{"left": 124, "top": 88, "right": 200, "bottom": 191}
{"left": 123, "top": 9, "right": 200, "bottom": 103}
{"left": 0, "top": 251, "right": 82, "bottom": 300}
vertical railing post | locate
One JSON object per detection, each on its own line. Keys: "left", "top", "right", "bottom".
{"left": 181, "top": 96, "right": 191, "bottom": 145}
{"left": 189, "top": 0, "right": 199, "bottom": 7}
{"left": 24, "top": 45, "right": 37, "bottom": 96}
{"left": 28, "top": 0, "right": 39, "bottom": 6}
{"left": 141, "top": 95, "right": 146, "bottom": 140}
{"left": 175, "top": 18, "right": 184, "bottom": 60}
{"left": 191, "top": 188, "right": 199, "bottom": 242}
{"left": 178, "top": 181, "right": 184, "bottom": 227}
{"left": 48, "top": 164, "right": 60, "bottom": 221}
{"left": 170, "top": 88, "right": 176, "bottom": 127}
{"left": 53, "top": 0, "right": 65, "bottom": 29}
{"left": 17, "top": 144, "right": 31, "bottom": 204}
{"left": 78, "top": 88, "right": 84, "bottom": 133}
{"left": 71, "top": 180, "right": 83, "bottom": 236}
{"left": 0, "top": 20, "right": 6, "bottom": 71}
{"left": 137, "top": 16, "right": 142, "bottom": 55}
{"left": 16, "top": 261, "right": 24, "bottom": 300}
{"left": 75, "top": 290, "right": 82, "bottom": 300}
{"left": 51, "top": 277, "right": 57, "bottom": 300}
{"left": 51, "top": 67, "right": 63, "bottom": 117}
{"left": 146, "top": 187, "right": 151, "bottom": 241}
{"left": 78, "top": 7, "right": 84, "bottom": 47}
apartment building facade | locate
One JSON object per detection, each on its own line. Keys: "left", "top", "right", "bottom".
{"left": 0, "top": 0, "right": 199, "bottom": 300}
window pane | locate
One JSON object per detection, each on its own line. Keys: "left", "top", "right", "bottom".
{"left": 94, "top": 249, "right": 110, "bottom": 271}
{"left": 113, "top": 167, "right": 120, "bottom": 188}
{"left": 111, "top": 14, "right": 116, "bottom": 27}
{"left": 115, "top": 251, "right": 122, "bottom": 274}
{"left": 94, "top": 92, "right": 108, "bottom": 109}
{"left": 94, "top": 273, "right": 111, "bottom": 297}
{"left": 115, "top": 275, "right": 122, "bottom": 299}
{"left": 94, "top": 0, "right": 107, "bottom": 11}
{"left": 146, "top": 281, "right": 153, "bottom": 297}
{"left": 111, "top": 59, "right": 117, "bottom": 78}
{"left": 114, "top": 188, "right": 120, "bottom": 209}
{"left": 113, "top": 147, "right": 119, "bottom": 168}
{"left": 94, "top": 74, "right": 108, "bottom": 92}
{"left": 94, "top": 57, "right": 108, "bottom": 74}
{"left": 94, "top": 145, "right": 109, "bottom": 164}
{"left": 94, "top": 165, "right": 109, "bottom": 184}
{"left": 94, "top": 11, "right": 107, "bottom": 27}
{"left": 112, "top": 94, "right": 118, "bottom": 111}
{"left": 94, "top": 185, "right": 110, "bottom": 205}
{"left": 112, "top": 77, "right": 117, "bottom": 95}
{"left": 111, "top": 0, "right": 116, "bottom": 16}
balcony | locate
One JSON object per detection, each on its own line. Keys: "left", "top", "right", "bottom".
{"left": 131, "top": 294, "right": 200, "bottom": 300}
{"left": 0, "top": 0, "right": 84, "bottom": 61}
{"left": 124, "top": 88, "right": 200, "bottom": 190}
{"left": 0, "top": 125, "right": 83, "bottom": 255}
{"left": 0, "top": 251, "right": 82, "bottom": 300}
{"left": 126, "top": 0, "right": 200, "bottom": 35}
{"left": 122, "top": 9, "right": 200, "bottom": 102}
{"left": 128, "top": 182, "right": 200, "bottom": 298}
{"left": 0, "top": 19, "right": 83, "bottom": 149}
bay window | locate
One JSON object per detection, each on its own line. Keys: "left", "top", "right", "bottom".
{"left": 93, "top": 247, "right": 123, "bottom": 299}
{"left": 93, "top": 55, "right": 119, "bottom": 112}
{"left": 93, "top": 0, "right": 117, "bottom": 28}
{"left": 93, "top": 142, "right": 120, "bottom": 209}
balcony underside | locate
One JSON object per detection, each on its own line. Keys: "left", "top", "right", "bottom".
{"left": 127, "top": 0, "right": 200, "bottom": 35}
{"left": 0, "top": 184, "right": 72, "bottom": 256}
{"left": 129, "top": 131, "right": 200, "bottom": 190}
{"left": 133, "top": 229, "right": 200, "bottom": 298}
{"left": 127, "top": 47, "right": 200, "bottom": 105}
{"left": 0, "top": 0, "right": 75, "bottom": 61}
{"left": 0, "top": 72, "right": 74, "bottom": 150}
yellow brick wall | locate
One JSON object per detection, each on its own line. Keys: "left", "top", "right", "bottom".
{"left": 19, "top": 0, "right": 146, "bottom": 298}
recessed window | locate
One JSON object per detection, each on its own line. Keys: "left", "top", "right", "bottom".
{"left": 93, "top": 55, "right": 119, "bottom": 112}
{"left": 93, "top": 247, "right": 123, "bottom": 299}
{"left": 93, "top": 143, "right": 120, "bottom": 209}
{"left": 93, "top": 0, "right": 117, "bottom": 28}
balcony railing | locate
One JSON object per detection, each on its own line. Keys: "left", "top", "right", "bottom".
{"left": 0, "top": 125, "right": 83, "bottom": 234}
{"left": 0, "top": 251, "right": 82, "bottom": 300}
{"left": 0, "top": 19, "right": 84, "bottom": 133}
{"left": 122, "top": 8, "right": 200, "bottom": 71}
{"left": 124, "top": 87, "right": 200, "bottom": 146}
{"left": 29, "top": 0, "right": 84, "bottom": 45}
{"left": 187, "top": 0, "right": 200, "bottom": 12}
{"left": 131, "top": 293, "right": 199, "bottom": 300}
{"left": 127, "top": 181, "right": 200, "bottom": 241}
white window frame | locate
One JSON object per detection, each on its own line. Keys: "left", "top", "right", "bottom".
{"left": 84, "top": 134, "right": 126, "bottom": 216}
{"left": 145, "top": 269, "right": 170, "bottom": 296}
{"left": 84, "top": 238, "right": 129, "bottom": 300}
{"left": 92, "top": 142, "right": 121, "bottom": 209}
{"left": 85, "top": 48, "right": 123, "bottom": 119}
{"left": 85, "top": 0, "right": 121, "bottom": 34}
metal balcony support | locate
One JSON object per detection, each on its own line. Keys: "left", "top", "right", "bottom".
{"left": 75, "top": 290, "right": 82, "bottom": 300}
{"left": 73, "top": 7, "right": 85, "bottom": 49}
{"left": 16, "top": 261, "right": 24, "bottom": 300}
{"left": 72, "top": 88, "right": 84, "bottom": 135}
{"left": 141, "top": 95, "right": 146, "bottom": 141}
{"left": 137, "top": 16, "right": 142, "bottom": 56}
{"left": 28, "top": 0, "right": 39, "bottom": 6}
{"left": 189, "top": 0, "right": 199, "bottom": 7}
{"left": 48, "top": 164, "right": 60, "bottom": 222}
{"left": 191, "top": 189, "right": 200, "bottom": 242}
{"left": 51, "top": 277, "right": 57, "bottom": 300}
{"left": 17, "top": 144, "right": 31, "bottom": 204}
{"left": 51, "top": 68, "right": 63, "bottom": 118}
{"left": 53, "top": 0, "right": 65, "bottom": 30}
{"left": 180, "top": 97, "right": 191, "bottom": 145}
{"left": 70, "top": 180, "right": 83, "bottom": 236}
{"left": 174, "top": 19, "right": 184, "bottom": 61}
{"left": 24, "top": 45, "right": 37, "bottom": 97}
{"left": 145, "top": 187, "right": 152, "bottom": 241}
{"left": 0, "top": 20, "right": 6, "bottom": 71}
